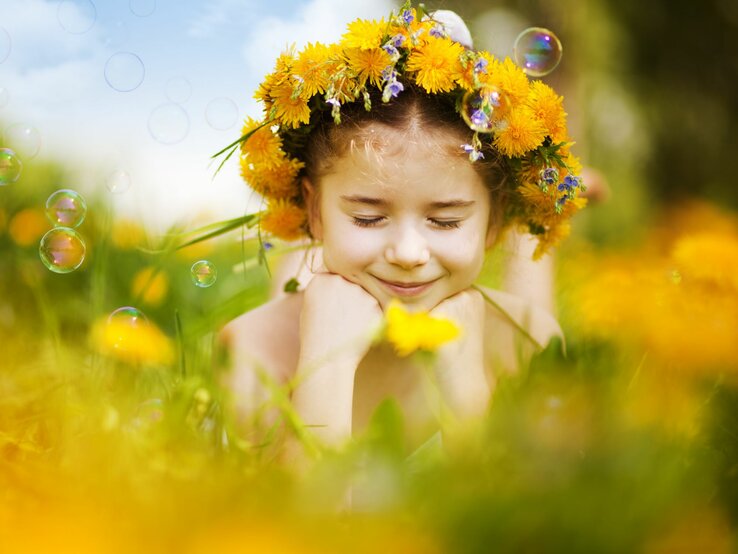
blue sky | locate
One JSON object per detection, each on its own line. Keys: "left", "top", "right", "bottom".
{"left": 0, "top": 0, "right": 396, "bottom": 228}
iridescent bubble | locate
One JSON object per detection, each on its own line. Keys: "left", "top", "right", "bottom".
{"left": 106, "top": 169, "right": 131, "bottom": 194}
{"left": 191, "top": 260, "right": 217, "bottom": 288}
{"left": 104, "top": 52, "right": 145, "bottom": 92}
{"left": 130, "top": 0, "right": 156, "bottom": 17}
{"left": 108, "top": 306, "right": 148, "bottom": 326}
{"left": 0, "top": 87, "right": 9, "bottom": 108}
{"left": 205, "top": 97, "right": 239, "bottom": 130}
{"left": 460, "top": 87, "right": 503, "bottom": 133}
{"left": 45, "top": 189, "right": 87, "bottom": 228}
{"left": 164, "top": 76, "right": 192, "bottom": 104}
{"left": 57, "top": 0, "right": 97, "bottom": 35}
{"left": 148, "top": 103, "right": 189, "bottom": 145}
{"left": 133, "top": 398, "right": 164, "bottom": 428}
{"left": 0, "top": 27, "right": 10, "bottom": 64}
{"left": 513, "top": 27, "right": 563, "bottom": 77}
{"left": 4, "top": 123, "right": 42, "bottom": 160}
{"left": 0, "top": 148, "right": 21, "bottom": 185}
{"left": 39, "top": 227, "right": 86, "bottom": 273}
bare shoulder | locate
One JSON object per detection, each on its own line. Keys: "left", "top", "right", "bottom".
{"left": 476, "top": 285, "right": 563, "bottom": 351}
{"left": 221, "top": 291, "right": 303, "bottom": 384}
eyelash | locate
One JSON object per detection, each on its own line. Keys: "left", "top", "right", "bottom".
{"left": 351, "top": 217, "right": 461, "bottom": 229}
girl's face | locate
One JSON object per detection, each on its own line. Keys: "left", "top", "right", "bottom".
{"left": 309, "top": 128, "right": 496, "bottom": 312}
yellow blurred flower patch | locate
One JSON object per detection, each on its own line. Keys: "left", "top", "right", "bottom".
{"left": 8, "top": 207, "right": 48, "bottom": 246}
{"left": 131, "top": 266, "right": 169, "bottom": 306}
{"left": 91, "top": 315, "right": 174, "bottom": 366}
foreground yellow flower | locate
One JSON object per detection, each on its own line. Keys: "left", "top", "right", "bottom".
{"left": 385, "top": 299, "right": 460, "bottom": 357}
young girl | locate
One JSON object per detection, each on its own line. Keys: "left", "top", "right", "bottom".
{"left": 221, "top": 5, "right": 585, "bottom": 462}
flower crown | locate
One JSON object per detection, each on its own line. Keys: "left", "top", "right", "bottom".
{"left": 221, "top": 2, "right": 586, "bottom": 259}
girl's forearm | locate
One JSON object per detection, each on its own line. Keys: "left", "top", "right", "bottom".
{"left": 290, "top": 355, "right": 359, "bottom": 448}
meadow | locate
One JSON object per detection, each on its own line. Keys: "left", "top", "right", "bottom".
{"left": 1, "top": 157, "right": 737, "bottom": 553}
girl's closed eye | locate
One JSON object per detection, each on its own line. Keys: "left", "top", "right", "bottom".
{"left": 430, "top": 218, "right": 462, "bottom": 229}
{"left": 352, "top": 215, "right": 385, "bottom": 227}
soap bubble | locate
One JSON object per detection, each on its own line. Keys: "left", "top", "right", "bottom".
{"left": 106, "top": 169, "right": 131, "bottom": 194}
{"left": 513, "top": 27, "right": 562, "bottom": 77}
{"left": 108, "top": 306, "right": 148, "bottom": 326}
{"left": 0, "top": 87, "right": 9, "bottom": 108}
{"left": 191, "top": 260, "right": 217, "bottom": 288}
{"left": 133, "top": 398, "right": 165, "bottom": 429}
{"left": 39, "top": 227, "right": 86, "bottom": 273}
{"left": 205, "top": 97, "right": 239, "bottom": 130}
{"left": 57, "top": 0, "right": 97, "bottom": 35}
{"left": 130, "top": 0, "right": 156, "bottom": 17}
{"left": 164, "top": 76, "right": 192, "bottom": 104}
{"left": 46, "top": 189, "right": 87, "bottom": 228}
{"left": 461, "top": 87, "right": 503, "bottom": 133}
{"left": 4, "top": 123, "right": 42, "bottom": 160}
{"left": 148, "top": 103, "right": 189, "bottom": 145}
{"left": 0, "top": 27, "right": 10, "bottom": 64}
{"left": 0, "top": 148, "right": 21, "bottom": 185}
{"left": 104, "top": 52, "right": 145, "bottom": 92}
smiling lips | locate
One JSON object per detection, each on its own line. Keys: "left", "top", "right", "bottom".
{"left": 375, "top": 276, "right": 438, "bottom": 297}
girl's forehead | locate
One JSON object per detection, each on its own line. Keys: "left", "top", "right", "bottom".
{"left": 322, "top": 138, "right": 488, "bottom": 202}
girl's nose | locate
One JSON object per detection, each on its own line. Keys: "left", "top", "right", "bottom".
{"left": 385, "top": 224, "right": 430, "bottom": 268}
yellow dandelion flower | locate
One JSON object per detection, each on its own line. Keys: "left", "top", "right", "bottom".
{"left": 293, "top": 42, "right": 333, "bottom": 99}
{"left": 346, "top": 47, "right": 392, "bottom": 87}
{"left": 240, "top": 117, "right": 284, "bottom": 168}
{"left": 532, "top": 221, "right": 571, "bottom": 259}
{"left": 385, "top": 299, "right": 460, "bottom": 357}
{"left": 260, "top": 199, "right": 306, "bottom": 241}
{"left": 254, "top": 51, "right": 295, "bottom": 109}
{"left": 488, "top": 57, "right": 530, "bottom": 106}
{"left": 131, "top": 266, "right": 169, "bottom": 307}
{"left": 8, "top": 208, "right": 48, "bottom": 247}
{"left": 270, "top": 82, "right": 312, "bottom": 128}
{"left": 494, "top": 107, "right": 546, "bottom": 157}
{"left": 527, "top": 80, "right": 567, "bottom": 143}
{"left": 92, "top": 316, "right": 174, "bottom": 366}
{"left": 240, "top": 156, "right": 303, "bottom": 200}
{"left": 341, "top": 18, "right": 387, "bottom": 50}
{"left": 406, "top": 36, "right": 464, "bottom": 94}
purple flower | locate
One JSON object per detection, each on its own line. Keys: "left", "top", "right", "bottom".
{"left": 391, "top": 34, "right": 405, "bottom": 47}
{"left": 471, "top": 109, "right": 488, "bottom": 128}
{"left": 564, "top": 175, "right": 581, "bottom": 188}
{"left": 429, "top": 24, "right": 445, "bottom": 38}
{"left": 540, "top": 167, "right": 559, "bottom": 186}
{"left": 382, "top": 44, "right": 399, "bottom": 58}
{"left": 326, "top": 97, "right": 340, "bottom": 107}
{"left": 386, "top": 80, "right": 404, "bottom": 98}
{"left": 462, "top": 144, "right": 484, "bottom": 162}
{"left": 263, "top": 242, "right": 273, "bottom": 251}
{"left": 402, "top": 9, "right": 414, "bottom": 24}
{"left": 473, "top": 58, "right": 488, "bottom": 74}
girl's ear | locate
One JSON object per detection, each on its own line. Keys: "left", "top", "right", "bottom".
{"left": 301, "top": 176, "right": 323, "bottom": 240}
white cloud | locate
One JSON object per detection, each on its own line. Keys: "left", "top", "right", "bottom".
{"left": 241, "top": 0, "right": 395, "bottom": 80}
{"left": 187, "top": 0, "right": 255, "bottom": 39}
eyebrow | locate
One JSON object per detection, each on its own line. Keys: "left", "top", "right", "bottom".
{"left": 339, "top": 195, "right": 475, "bottom": 209}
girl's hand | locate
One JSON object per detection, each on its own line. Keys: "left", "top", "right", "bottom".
{"left": 299, "top": 272, "right": 383, "bottom": 368}
{"left": 428, "top": 288, "right": 491, "bottom": 420}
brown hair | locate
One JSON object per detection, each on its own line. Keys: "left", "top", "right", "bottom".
{"left": 293, "top": 82, "right": 509, "bottom": 237}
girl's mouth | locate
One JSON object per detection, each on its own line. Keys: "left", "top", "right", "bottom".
{"left": 375, "top": 277, "right": 438, "bottom": 297}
